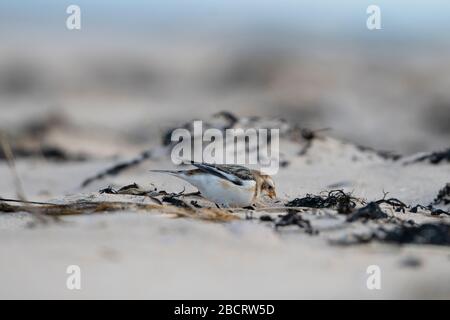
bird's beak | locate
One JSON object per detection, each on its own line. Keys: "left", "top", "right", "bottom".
{"left": 268, "top": 190, "right": 277, "bottom": 199}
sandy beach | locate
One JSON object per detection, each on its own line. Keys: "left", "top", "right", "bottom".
{"left": 1, "top": 1, "right": 450, "bottom": 300}
{"left": 1, "top": 112, "right": 449, "bottom": 299}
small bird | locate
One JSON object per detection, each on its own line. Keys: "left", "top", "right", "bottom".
{"left": 151, "top": 162, "right": 276, "bottom": 208}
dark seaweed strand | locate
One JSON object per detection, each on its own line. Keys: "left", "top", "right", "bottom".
{"left": 81, "top": 150, "right": 152, "bottom": 187}
{"left": 405, "top": 148, "right": 450, "bottom": 165}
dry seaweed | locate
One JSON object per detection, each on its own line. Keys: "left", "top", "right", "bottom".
{"left": 288, "top": 127, "right": 329, "bottom": 156}
{"left": 0, "top": 146, "right": 86, "bottom": 162}
{"left": 405, "top": 148, "right": 450, "bottom": 165}
{"left": 355, "top": 145, "right": 402, "bottom": 161}
{"left": 99, "top": 183, "right": 162, "bottom": 204}
{"left": 374, "top": 196, "right": 408, "bottom": 213}
{"left": 275, "top": 209, "right": 317, "bottom": 234}
{"left": 410, "top": 204, "right": 429, "bottom": 213}
{"left": 285, "top": 190, "right": 423, "bottom": 223}
{"left": 430, "top": 208, "right": 450, "bottom": 216}
{"left": 259, "top": 214, "right": 274, "bottom": 222}
{"left": 0, "top": 202, "right": 22, "bottom": 213}
{"left": 190, "top": 200, "right": 202, "bottom": 208}
{"left": 407, "top": 185, "right": 450, "bottom": 216}
{"left": 409, "top": 204, "right": 449, "bottom": 216}
{"left": 346, "top": 202, "right": 388, "bottom": 222}
{"left": 162, "top": 196, "right": 192, "bottom": 209}
{"left": 339, "top": 221, "right": 450, "bottom": 246}
{"left": 100, "top": 183, "right": 156, "bottom": 195}
{"left": 162, "top": 111, "right": 238, "bottom": 146}
{"left": 81, "top": 150, "right": 153, "bottom": 187}
{"left": 379, "top": 223, "right": 450, "bottom": 246}
{"left": 285, "top": 190, "right": 358, "bottom": 214}
{"left": 434, "top": 183, "right": 450, "bottom": 205}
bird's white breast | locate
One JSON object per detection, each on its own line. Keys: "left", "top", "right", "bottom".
{"left": 182, "top": 173, "right": 256, "bottom": 207}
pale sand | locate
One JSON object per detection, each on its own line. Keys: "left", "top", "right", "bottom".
{"left": 1, "top": 135, "right": 449, "bottom": 299}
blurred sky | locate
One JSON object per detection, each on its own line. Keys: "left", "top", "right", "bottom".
{"left": 1, "top": 1, "right": 450, "bottom": 154}
{"left": 1, "top": 0, "right": 450, "bottom": 44}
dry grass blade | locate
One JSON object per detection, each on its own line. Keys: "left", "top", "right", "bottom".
{"left": 0, "top": 133, "right": 26, "bottom": 201}
{"left": 0, "top": 133, "right": 50, "bottom": 223}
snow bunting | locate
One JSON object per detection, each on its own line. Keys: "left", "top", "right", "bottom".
{"left": 151, "top": 162, "right": 276, "bottom": 207}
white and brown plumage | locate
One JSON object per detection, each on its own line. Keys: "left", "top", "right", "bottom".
{"left": 151, "top": 162, "right": 276, "bottom": 208}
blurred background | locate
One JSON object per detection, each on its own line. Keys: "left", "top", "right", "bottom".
{"left": 1, "top": 0, "right": 450, "bottom": 155}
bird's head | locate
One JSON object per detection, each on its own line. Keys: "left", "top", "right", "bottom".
{"left": 257, "top": 173, "right": 277, "bottom": 199}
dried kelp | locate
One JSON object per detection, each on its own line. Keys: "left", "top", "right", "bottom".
{"left": 0, "top": 145, "right": 86, "bottom": 162}
{"left": 346, "top": 202, "right": 388, "bottom": 222}
{"left": 162, "top": 111, "right": 238, "bottom": 146}
{"left": 407, "top": 184, "right": 450, "bottom": 216}
{"left": 162, "top": 196, "right": 192, "bottom": 209}
{"left": 0, "top": 202, "right": 21, "bottom": 213}
{"left": 434, "top": 183, "right": 450, "bottom": 205}
{"left": 378, "top": 223, "right": 450, "bottom": 246}
{"left": 374, "top": 195, "right": 408, "bottom": 213}
{"left": 355, "top": 145, "right": 402, "bottom": 161}
{"left": 81, "top": 150, "right": 153, "bottom": 187}
{"left": 275, "top": 209, "right": 317, "bottom": 234}
{"left": 99, "top": 183, "right": 162, "bottom": 204}
{"left": 410, "top": 205, "right": 449, "bottom": 216}
{"left": 297, "top": 128, "right": 323, "bottom": 156}
{"left": 405, "top": 148, "right": 450, "bottom": 165}
{"left": 285, "top": 190, "right": 358, "bottom": 214}
{"left": 285, "top": 189, "right": 431, "bottom": 220}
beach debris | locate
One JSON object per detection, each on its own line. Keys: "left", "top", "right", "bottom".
{"left": 410, "top": 205, "right": 449, "bottom": 216}
{"left": 81, "top": 150, "right": 153, "bottom": 187}
{"left": 285, "top": 190, "right": 358, "bottom": 214}
{"left": 379, "top": 223, "right": 450, "bottom": 246}
{"left": 346, "top": 202, "right": 388, "bottom": 222}
{"left": 190, "top": 200, "right": 202, "bottom": 208}
{"left": 0, "top": 113, "right": 87, "bottom": 162}
{"left": 405, "top": 148, "right": 450, "bottom": 165}
{"left": 162, "top": 111, "right": 238, "bottom": 146}
{"left": 355, "top": 145, "right": 402, "bottom": 161}
{"left": 374, "top": 194, "right": 408, "bottom": 213}
{"left": 292, "top": 127, "right": 330, "bottom": 156}
{"left": 162, "top": 195, "right": 192, "bottom": 209}
{"left": 400, "top": 256, "right": 422, "bottom": 268}
{"left": 408, "top": 185, "right": 450, "bottom": 216}
{"left": 0, "top": 145, "right": 86, "bottom": 162}
{"left": 0, "top": 202, "right": 21, "bottom": 213}
{"left": 259, "top": 214, "right": 274, "bottom": 222}
{"left": 284, "top": 190, "right": 438, "bottom": 222}
{"left": 0, "top": 198, "right": 236, "bottom": 222}
{"left": 434, "top": 183, "right": 450, "bottom": 206}
{"left": 275, "top": 209, "right": 317, "bottom": 234}
{"left": 410, "top": 204, "right": 429, "bottom": 213}
{"left": 430, "top": 208, "right": 450, "bottom": 216}
{"left": 100, "top": 183, "right": 156, "bottom": 195}
{"left": 336, "top": 221, "right": 450, "bottom": 246}
{"left": 279, "top": 160, "right": 290, "bottom": 168}
{"left": 99, "top": 183, "right": 162, "bottom": 204}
